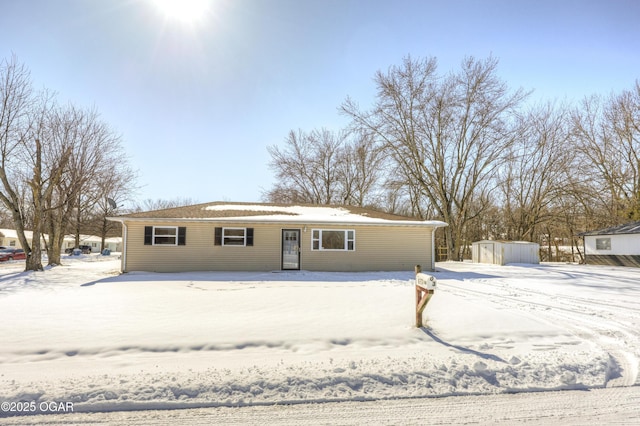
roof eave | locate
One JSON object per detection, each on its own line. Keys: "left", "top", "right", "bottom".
{"left": 107, "top": 216, "right": 448, "bottom": 228}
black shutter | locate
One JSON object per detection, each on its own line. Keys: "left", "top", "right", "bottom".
{"left": 246, "top": 228, "right": 254, "bottom": 246}
{"left": 144, "top": 226, "right": 153, "bottom": 245}
{"left": 178, "top": 227, "right": 186, "bottom": 245}
{"left": 214, "top": 227, "right": 222, "bottom": 245}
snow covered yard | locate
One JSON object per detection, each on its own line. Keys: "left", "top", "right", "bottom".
{"left": 1, "top": 256, "right": 639, "bottom": 418}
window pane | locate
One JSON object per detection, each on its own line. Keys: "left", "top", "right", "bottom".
{"left": 222, "top": 228, "right": 246, "bottom": 246}
{"left": 225, "top": 229, "right": 245, "bottom": 237}
{"left": 313, "top": 240, "right": 319, "bottom": 250}
{"left": 155, "top": 236, "right": 177, "bottom": 245}
{"left": 312, "top": 230, "right": 319, "bottom": 239}
{"left": 154, "top": 227, "right": 176, "bottom": 236}
{"left": 322, "top": 231, "right": 345, "bottom": 250}
{"left": 595, "top": 238, "right": 611, "bottom": 250}
{"left": 347, "top": 241, "right": 354, "bottom": 251}
{"left": 223, "top": 238, "right": 244, "bottom": 246}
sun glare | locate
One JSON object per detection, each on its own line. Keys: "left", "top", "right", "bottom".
{"left": 154, "top": 0, "right": 210, "bottom": 23}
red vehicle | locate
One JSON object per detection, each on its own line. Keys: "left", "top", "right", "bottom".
{"left": 0, "top": 248, "right": 27, "bottom": 261}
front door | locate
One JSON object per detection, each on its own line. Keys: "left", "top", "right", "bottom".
{"left": 282, "top": 229, "right": 301, "bottom": 270}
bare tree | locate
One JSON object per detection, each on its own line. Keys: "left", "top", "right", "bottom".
{"left": 335, "top": 131, "right": 386, "bottom": 207}
{"left": 571, "top": 83, "right": 640, "bottom": 223}
{"left": 499, "top": 102, "right": 571, "bottom": 241}
{"left": 0, "top": 56, "right": 72, "bottom": 270}
{"left": 89, "top": 161, "right": 136, "bottom": 252}
{"left": 0, "top": 205, "right": 11, "bottom": 228}
{"left": 610, "top": 82, "right": 640, "bottom": 219}
{"left": 43, "top": 103, "right": 91, "bottom": 264}
{"left": 130, "top": 197, "right": 199, "bottom": 213}
{"left": 342, "top": 55, "right": 528, "bottom": 260}
{"left": 0, "top": 56, "right": 34, "bottom": 257}
{"left": 1, "top": 56, "right": 138, "bottom": 269}
{"left": 43, "top": 104, "right": 135, "bottom": 264}
{"left": 17, "top": 93, "right": 72, "bottom": 271}
{"left": 265, "top": 127, "right": 387, "bottom": 207}
{"left": 265, "top": 128, "right": 344, "bottom": 204}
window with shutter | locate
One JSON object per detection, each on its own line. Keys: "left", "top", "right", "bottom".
{"left": 214, "top": 227, "right": 253, "bottom": 246}
{"left": 145, "top": 226, "right": 180, "bottom": 245}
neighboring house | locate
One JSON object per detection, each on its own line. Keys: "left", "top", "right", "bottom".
{"left": 62, "top": 235, "right": 123, "bottom": 253}
{"left": 471, "top": 240, "right": 540, "bottom": 265}
{"left": 103, "top": 237, "right": 123, "bottom": 252}
{"left": 579, "top": 221, "right": 640, "bottom": 267}
{"left": 0, "top": 229, "right": 49, "bottom": 250}
{"left": 0, "top": 229, "right": 21, "bottom": 248}
{"left": 107, "top": 202, "right": 448, "bottom": 273}
{"left": 0, "top": 229, "right": 121, "bottom": 253}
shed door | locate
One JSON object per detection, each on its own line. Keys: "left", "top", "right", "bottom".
{"left": 479, "top": 243, "right": 494, "bottom": 264}
{"left": 282, "top": 229, "right": 300, "bottom": 270}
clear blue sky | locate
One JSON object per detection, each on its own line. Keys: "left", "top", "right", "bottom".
{"left": 2, "top": 0, "right": 639, "bottom": 204}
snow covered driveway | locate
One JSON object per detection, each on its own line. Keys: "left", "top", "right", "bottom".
{"left": 436, "top": 262, "right": 640, "bottom": 388}
{"left": 0, "top": 257, "right": 638, "bottom": 419}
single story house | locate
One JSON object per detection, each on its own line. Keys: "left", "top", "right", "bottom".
{"left": 1, "top": 228, "right": 122, "bottom": 253}
{"left": 62, "top": 235, "right": 123, "bottom": 253}
{"left": 579, "top": 221, "right": 640, "bottom": 267}
{"left": 0, "top": 228, "right": 22, "bottom": 248}
{"left": 107, "top": 202, "right": 448, "bottom": 273}
{"left": 471, "top": 240, "right": 540, "bottom": 265}
{"left": 0, "top": 228, "right": 48, "bottom": 249}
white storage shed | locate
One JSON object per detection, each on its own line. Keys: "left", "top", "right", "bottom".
{"left": 472, "top": 240, "right": 540, "bottom": 265}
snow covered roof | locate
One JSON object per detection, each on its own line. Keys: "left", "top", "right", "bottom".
{"left": 109, "top": 202, "right": 448, "bottom": 228}
{"left": 579, "top": 221, "right": 640, "bottom": 236}
{"left": 63, "top": 234, "right": 122, "bottom": 244}
{"left": 0, "top": 228, "right": 21, "bottom": 239}
{"left": 0, "top": 228, "right": 39, "bottom": 240}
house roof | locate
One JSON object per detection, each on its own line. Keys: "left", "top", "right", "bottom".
{"left": 108, "top": 202, "right": 448, "bottom": 228}
{"left": 0, "top": 228, "right": 37, "bottom": 240}
{"left": 579, "top": 221, "right": 640, "bottom": 236}
{"left": 64, "top": 234, "right": 122, "bottom": 244}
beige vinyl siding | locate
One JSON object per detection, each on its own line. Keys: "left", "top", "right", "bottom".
{"left": 124, "top": 221, "right": 283, "bottom": 272}
{"left": 122, "top": 221, "right": 435, "bottom": 273}
{"left": 301, "top": 225, "right": 433, "bottom": 272}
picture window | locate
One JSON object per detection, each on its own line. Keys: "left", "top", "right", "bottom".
{"left": 311, "top": 229, "right": 355, "bottom": 251}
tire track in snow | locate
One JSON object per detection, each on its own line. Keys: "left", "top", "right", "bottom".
{"left": 440, "top": 277, "right": 640, "bottom": 387}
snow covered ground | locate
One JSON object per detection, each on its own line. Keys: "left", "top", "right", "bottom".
{"left": 1, "top": 256, "right": 639, "bottom": 422}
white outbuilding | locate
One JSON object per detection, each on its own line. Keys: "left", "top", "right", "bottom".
{"left": 472, "top": 240, "right": 540, "bottom": 265}
{"left": 579, "top": 221, "right": 640, "bottom": 267}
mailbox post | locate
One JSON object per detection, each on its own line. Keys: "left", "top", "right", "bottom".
{"left": 415, "top": 265, "right": 437, "bottom": 327}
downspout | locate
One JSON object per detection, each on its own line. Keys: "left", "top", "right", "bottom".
{"left": 431, "top": 228, "right": 436, "bottom": 271}
{"left": 122, "top": 222, "right": 128, "bottom": 272}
